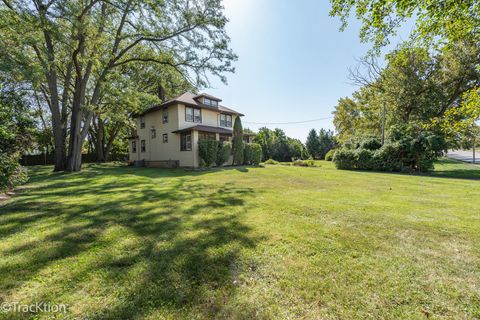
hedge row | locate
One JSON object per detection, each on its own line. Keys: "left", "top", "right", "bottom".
{"left": 198, "top": 141, "right": 263, "bottom": 167}
{"left": 198, "top": 140, "right": 232, "bottom": 167}
{"left": 333, "top": 129, "right": 446, "bottom": 172}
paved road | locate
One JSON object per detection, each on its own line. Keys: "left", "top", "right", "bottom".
{"left": 447, "top": 150, "right": 480, "bottom": 163}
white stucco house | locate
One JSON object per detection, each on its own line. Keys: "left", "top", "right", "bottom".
{"left": 129, "top": 92, "right": 254, "bottom": 168}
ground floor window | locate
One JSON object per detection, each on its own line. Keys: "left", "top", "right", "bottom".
{"left": 219, "top": 134, "right": 231, "bottom": 142}
{"left": 132, "top": 141, "right": 137, "bottom": 153}
{"left": 198, "top": 131, "right": 216, "bottom": 141}
{"left": 141, "top": 140, "right": 146, "bottom": 152}
{"left": 163, "top": 133, "right": 168, "bottom": 143}
{"left": 181, "top": 132, "right": 192, "bottom": 151}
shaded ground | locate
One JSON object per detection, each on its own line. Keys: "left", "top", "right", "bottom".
{"left": 0, "top": 159, "right": 479, "bottom": 319}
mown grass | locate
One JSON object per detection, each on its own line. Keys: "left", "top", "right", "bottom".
{"left": 0, "top": 159, "right": 479, "bottom": 319}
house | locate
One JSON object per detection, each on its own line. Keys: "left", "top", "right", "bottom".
{"left": 129, "top": 92, "right": 250, "bottom": 168}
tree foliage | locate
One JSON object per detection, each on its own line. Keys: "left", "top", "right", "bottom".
{"left": 198, "top": 140, "right": 231, "bottom": 167}
{"left": 333, "top": 44, "right": 480, "bottom": 147}
{"left": 306, "top": 128, "right": 336, "bottom": 159}
{"left": 305, "top": 129, "right": 320, "bottom": 158}
{"left": 0, "top": 84, "right": 34, "bottom": 191}
{"left": 198, "top": 140, "right": 219, "bottom": 167}
{"left": 244, "top": 143, "right": 262, "bottom": 165}
{"left": 0, "top": 0, "right": 236, "bottom": 172}
{"left": 232, "top": 116, "right": 244, "bottom": 165}
{"left": 333, "top": 124, "right": 447, "bottom": 172}
{"left": 253, "top": 127, "right": 306, "bottom": 162}
{"left": 330, "top": 0, "right": 480, "bottom": 51}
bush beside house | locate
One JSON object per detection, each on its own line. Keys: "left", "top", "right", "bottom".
{"left": 216, "top": 142, "right": 231, "bottom": 166}
{"left": 244, "top": 143, "right": 262, "bottom": 165}
{"left": 198, "top": 140, "right": 232, "bottom": 167}
{"left": 232, "top": 117, "right": 244, "bottom": 165}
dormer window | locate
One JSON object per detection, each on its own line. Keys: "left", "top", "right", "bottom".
{"left": 204, "top": 97, "right": 218, "bottom": 107}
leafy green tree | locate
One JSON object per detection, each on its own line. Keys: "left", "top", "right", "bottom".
{"left": 333, "top": 44, "right": 480, "bottom": 146}
{"left": 287, "top": 138, "right": 305, "bottom": 161}
{"left": 333, "top": 97, "right": 363, "bottom": 143}
{"left": 0, "top": 0, "right": 236, "bottom": 172}
{"left": 306, "top": 129, "right": 320, "bottom": 158}
{"left": 253, "top": 127, "right": 306, "bottom": 161}
{"left": 232, "top": 116, "right": 244, "bottom": 165}
{"left": 254, "top": 127, "right": 275, "bottom": 160}
{"left": 318, "top": 129, "right": 336, "bottom": 159}
{"left": 0, "top": 84, "right": 34, "bottom": 191}
{"left": 330, "top": 0, "right": 480, "bottom": 145}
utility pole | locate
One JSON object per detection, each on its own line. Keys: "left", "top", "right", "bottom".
{"left": 473, "top": 138, "right": 476, "bottom": 164}
{"left": 381, "top": 100, "right": 386, "bottom": 145}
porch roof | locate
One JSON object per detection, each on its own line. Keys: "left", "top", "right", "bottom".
{"left": 172, "top": 125, "right": 233, "bottom": 135}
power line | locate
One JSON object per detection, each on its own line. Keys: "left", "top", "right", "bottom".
{"left": 243, "top": 116, "right": 334, "bottom": 125}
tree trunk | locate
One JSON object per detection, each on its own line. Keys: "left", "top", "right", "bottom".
{"left": 66, "top": 75, "right": 86, "bottom": 172}
{"left": 104, "top": 123, "right": 121, "bottom": 162}
{"left": 96, "top": 118, "right": 106, "bottom": 162}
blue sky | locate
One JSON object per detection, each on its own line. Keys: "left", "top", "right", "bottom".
{"left": 208, "top": 0, "right": 410, "bottom": 142}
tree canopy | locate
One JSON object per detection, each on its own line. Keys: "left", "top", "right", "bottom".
{"left": 0, "top": 0, "right": 236, "bottom": 171}
{"left": 333, "top": 43, "right": 480, "bottom": 146}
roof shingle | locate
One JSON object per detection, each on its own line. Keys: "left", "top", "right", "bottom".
{"left": 137, "top": 92, "right": 243, "bottom": 117}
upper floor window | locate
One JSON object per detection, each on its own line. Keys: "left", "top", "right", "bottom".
{"left": 140, "top": 116, "right": 145, "bottom": 129}
{"left": 163, "top": 133, "right": 168, "bottom": 143}
{"left": 163, "top": 109, "right": 168, "bottom": 123}
{"left": 132, "top": 141, "right": 137, "bottom": 153}
{"left": 141, "top": 140, "right": 146, "bottom": 152}
{"left": 220, "top": 114, "right": 232, "bottom": 127}
{"left": 151, "top": 128, "right": 156, "bottom": 139}
{"left": 204, "top": 97, "right": 218, "bottom": 107}
{"left": 186, "top": 107, "right": 202, "bottom": 123}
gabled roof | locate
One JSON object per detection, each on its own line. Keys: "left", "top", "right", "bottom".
{"left": 136, "top": 92, "right": 243, "bottom": 117}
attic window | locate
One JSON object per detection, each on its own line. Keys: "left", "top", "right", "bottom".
{"left": 204, "top": 97, "right": 218, "bottom": 107}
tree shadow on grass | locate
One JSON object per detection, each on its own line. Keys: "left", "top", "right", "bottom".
{"left": 0, "top": 165, "right": 262, "bottom": 319}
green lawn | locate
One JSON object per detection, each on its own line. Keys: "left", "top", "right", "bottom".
{"left": 1, "top": 159, "right": 479, "bottom": 319}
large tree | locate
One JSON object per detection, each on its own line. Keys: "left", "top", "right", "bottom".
{"left": 330, "top": 0, "right": 480, "bottom": 138}
{"left": 0, "top": 0, "right": 236, "bottom": 172}
{"left": 305, "top": 129, "right": 320, "bottom": 158}
{"left": 253, "top": 127, "right": 306, "bottom": 161}
{"left": 333, "top": 44, "right": 480, "bottom": 145}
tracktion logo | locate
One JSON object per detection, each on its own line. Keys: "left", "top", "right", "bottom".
{"left": 1, "top": 302, "right": 68, "bottom": 313}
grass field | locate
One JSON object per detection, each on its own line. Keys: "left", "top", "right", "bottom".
{"left": 0, "top": 159, "right": 479, "bottom": 319}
